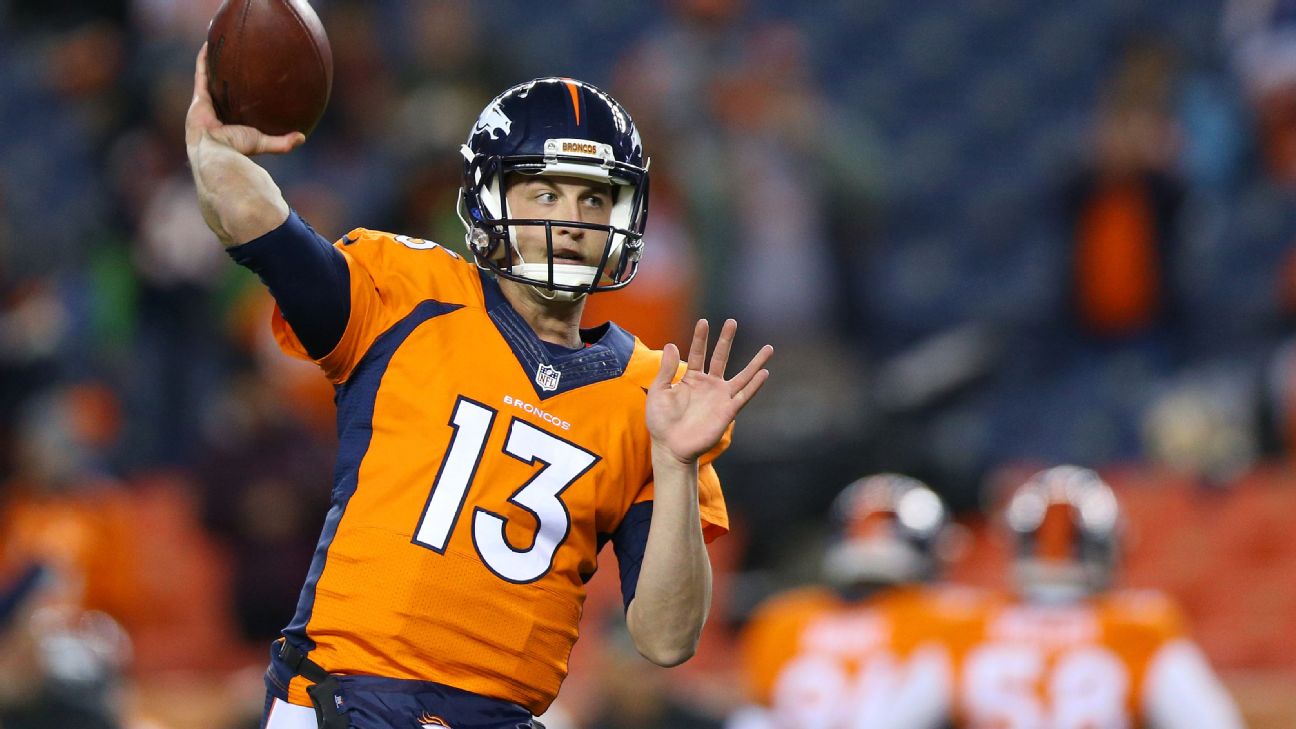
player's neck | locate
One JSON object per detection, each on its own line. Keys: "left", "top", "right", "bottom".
{"left": 498, "top": 278, "right": 586, "bottom": 349}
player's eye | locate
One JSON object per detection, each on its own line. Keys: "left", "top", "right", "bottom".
{"left": 582, "top": 193, "right": 609, "bottom": 208}
{"left": 534, "top": 191, "right": 558, "bottom": 204}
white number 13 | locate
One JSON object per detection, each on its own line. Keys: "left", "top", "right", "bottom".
{"left": 412, "top": 397, "right": 599, "bottom": 583}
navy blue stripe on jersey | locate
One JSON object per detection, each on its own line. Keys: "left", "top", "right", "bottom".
{"left": 479, "top": 271, "right": 636, "bottom": 400}
{"left": 611, "top": 500, "right": 653, "bottom": 609}
{"left": 281, "top": 299, "right": 464, "bottom": 653}
{"left": 227, "top": 211, "right": 350, "bottom": 360}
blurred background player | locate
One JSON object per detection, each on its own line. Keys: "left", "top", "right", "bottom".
{"left": 953, "top": 466, "right": 1244, "bottom": 729}
{"left": 727, "top": 474, "right": 986, "bottom": 729}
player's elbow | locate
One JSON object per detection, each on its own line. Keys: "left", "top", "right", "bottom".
{"left": 625, "top": 596, "right": 706, "bottom": 666}
{"left": 635, "top": 636, "right": 698, "bottom": 667}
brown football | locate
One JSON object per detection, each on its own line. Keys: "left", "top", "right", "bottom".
{"left": 206, "top": 0, "right": 332, "bottom": 137}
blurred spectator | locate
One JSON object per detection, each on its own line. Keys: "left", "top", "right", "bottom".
{"left": 0, "top": 274, "right": 69, "bottom": 479}
{"left": 0, "top": 383, "right": 137, "bottom": 622}
{"left": 194, "top": 368, "right": 332, "bottom": 643}
{"left": 0, "top": 383, "right": 135, "bottom": 725}
{"left": 619, "top": 13, "right": 882, "bottom": 345}
{"left": 1064, "top": 40, "right": 1185, "bottom": 342}
{"left": 1198, "top": 0, "right": 1296, "bottom": 357}
{"left": 388, "top": 0, "right": 512, "bottom": 162}
{"left": 0, "top": 604, "right": 130, "bottom": 729}
{"left": 0, "top": 573, "right": 131, "bottom": 729}
{"left": 614, "top": 7, "right": 887, "bottom": 561}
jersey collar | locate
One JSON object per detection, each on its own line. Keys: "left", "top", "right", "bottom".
{"left": 480, "top": 272, "right": 635, "bottom": 400}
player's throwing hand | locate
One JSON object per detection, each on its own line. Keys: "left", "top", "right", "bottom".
{"left": 185, "top": 43, "right": 305, "bottom": 158}
{"left": 646, "top": 319, "right": 773, "bottom": 464}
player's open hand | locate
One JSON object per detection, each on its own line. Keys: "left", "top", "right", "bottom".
{"left": 185, "top": 43, "right": 305, "bottom": 157}
{"left": 646, "top": 319, "right": 773, "bottom": 465}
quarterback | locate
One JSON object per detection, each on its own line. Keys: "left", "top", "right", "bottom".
{"left": 185, "top": 42, "right": 772, "bottom": 729}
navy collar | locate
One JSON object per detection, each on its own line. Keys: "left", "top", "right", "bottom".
{"left": 480, "top": 272, "right": 636, "bottom": 400}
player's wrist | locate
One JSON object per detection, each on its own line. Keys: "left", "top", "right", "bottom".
{"left": 650, "top": 440, "right": 700, "bottom": 471}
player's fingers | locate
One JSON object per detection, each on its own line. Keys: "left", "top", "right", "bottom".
{"left": 732, "top": 369, "right": 771, "bottom": 411}
{"left": 707, "top": 318, "right": 737, "bottom": 378}
{"left": 193, "top": 42, "right": 212, "bottom": 103}
{"left": 651, "top": 343, "right": 680, "bottom": 390}
{"left": 255, "top": 131, "right": 307, "bottom": 155}
{"left": 728, "top": 344, "right": 774, "bottom": 394}
{"left": 686, "top": 319, "right": 709, "bottom": 372}
{"left": 187, "top": 44, "right": 221, "bottom": 144}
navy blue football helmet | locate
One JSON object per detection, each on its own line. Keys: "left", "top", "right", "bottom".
{"left": 459, "top": 77, "right": 650, "bottom": 299}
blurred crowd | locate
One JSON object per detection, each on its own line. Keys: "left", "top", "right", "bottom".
{"left": 3, "top": 0, "right": 1296, "bottom": 726}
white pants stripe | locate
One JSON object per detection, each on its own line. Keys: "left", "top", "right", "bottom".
{"left": 264, "top": 698, "right": 318, "bottom": 729}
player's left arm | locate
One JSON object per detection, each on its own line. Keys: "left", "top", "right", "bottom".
{"left": 629, "top": 319, "right": 773, "bottom": 666}
{"left": 1142, "top": 639, "right": 1245, "bottom": 729}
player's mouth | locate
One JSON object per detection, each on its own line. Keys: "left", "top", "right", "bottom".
{"left": 552, "top": 248, "right": 586, "bottom": 264}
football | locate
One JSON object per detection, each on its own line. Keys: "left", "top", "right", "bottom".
{"left": 206, "top": 0, "right": 333, "bottom": 137}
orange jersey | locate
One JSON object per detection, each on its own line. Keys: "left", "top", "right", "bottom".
{"left": 738, "top": 584, "right": 990, "bottom": 728}
{"left": 269, "top": 229, "right": 729, "bottom": 714}
{"left": 951, "top": 590, "right": 1188, "bottom": 729}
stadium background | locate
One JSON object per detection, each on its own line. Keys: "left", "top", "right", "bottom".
{"left": 1, "top": 0, "right": 1294, "bottom": 726}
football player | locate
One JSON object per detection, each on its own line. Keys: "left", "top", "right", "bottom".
{"left": 953, "top": 466, "right": 1244, "bottom": 729}
{"left": 728, "top": 474, "right": 989, "bottom": 729}
{"left": 185, "top": 43, "right": 774, "bottom": 729}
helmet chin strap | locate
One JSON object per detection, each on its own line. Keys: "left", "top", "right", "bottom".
{"left": 517, "top": 270, "right": 590, "bottom": 303}
{"left": 511, "top": 241, "right": 596, "bottom": 302}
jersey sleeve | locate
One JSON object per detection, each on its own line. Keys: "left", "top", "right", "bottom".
{"left": 629, "top": 447, "right": 730, "bottom": 542}
{"left": 610, "top": 501, "right": 652, "bottom": 609}
{"left": 270, "top": 228, "right": 478, "bottom": 383}
{"left": 227, "top": 212, "right": 351, "bottom": 360}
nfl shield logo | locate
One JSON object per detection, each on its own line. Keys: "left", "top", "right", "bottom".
{"left": 535, "top": 364, "right": 561, "bottom": 392}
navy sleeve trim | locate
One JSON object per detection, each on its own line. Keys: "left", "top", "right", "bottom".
{"left": 227, "top": 211, "right": 350, "bottom": 359}
{"left": 611, "top": 500, "right": 653, "bottom": 610}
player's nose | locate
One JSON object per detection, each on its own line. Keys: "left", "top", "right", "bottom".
{"left": 553, "top": 194, "right": 587, "bottom": 238}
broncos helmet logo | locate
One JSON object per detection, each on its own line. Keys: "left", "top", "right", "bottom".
{"left": 472, "top": 100, "right": 512, "bottom": 140}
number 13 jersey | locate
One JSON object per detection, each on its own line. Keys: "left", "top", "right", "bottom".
{"left": 268, "top": 228, "right": 730, "bottom": 714}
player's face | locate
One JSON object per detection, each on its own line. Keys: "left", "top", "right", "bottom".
{"left": 503, "top": 174, "right": 614, "bottom": 267}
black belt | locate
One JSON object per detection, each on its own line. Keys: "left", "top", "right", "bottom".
{"left": 276, "top": 639, "right": 348, "bottom": 729}
{"left": 274, "top": 639, "right": 544, "bottom": 729}
{"left": 277, "top": 639, "right": 332, "bottom": 685}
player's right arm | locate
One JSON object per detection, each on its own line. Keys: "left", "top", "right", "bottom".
{"left": 185, "top": 43, "right": 304, "bottom": 247}
{"left": 185, "top": 43, "right": 353, "bottom": 361}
